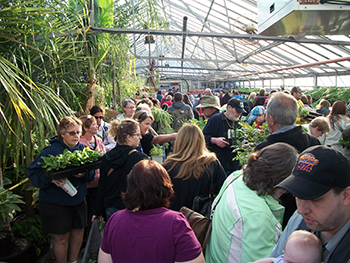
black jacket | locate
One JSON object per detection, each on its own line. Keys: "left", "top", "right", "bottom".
{"left": 164, "top": 160, "right": 226, "bottom": 211}
{"left": 255, "top": 126, "right": 320, "bottom": 153}
{"left": 95, "top": 145, "right": 148, "bottom": 216}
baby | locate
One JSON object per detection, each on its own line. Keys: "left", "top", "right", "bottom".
{"left": 253, "top": 230, "right": 322, "bottom": 263}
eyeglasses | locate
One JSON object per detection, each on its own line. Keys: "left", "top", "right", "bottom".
{"left": 66, "top": 131, "right": 81, "bottom": 136}
{"left": 94, "top": 116, "right": 104, "bottom": 119}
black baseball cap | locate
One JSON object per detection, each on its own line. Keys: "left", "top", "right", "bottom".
{"left": 275, "top": 145, "right": 350, "bottom": 200}
{"left": 227, "top": 98, "right": 246, "bottom": 114}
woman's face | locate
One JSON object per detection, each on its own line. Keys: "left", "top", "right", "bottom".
{"left": 123, "top": 103, "right": 135, "bottom": 118}
{"left": 61, "top": 124, "right": 82, "bottom": 148}
{"left": 139, "top": 117, "right": 153, "bottom": 135}
{"left": 128, "top": 126, "right": 142, "bottom": 148}
{"left": 255, "top": 114, "right": 265, "bottom": 124}
{"left": 85, "top": 121, "right": 99, "bottom": 135}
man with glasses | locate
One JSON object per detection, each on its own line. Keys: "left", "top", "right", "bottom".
{"left": 90, "top": 106, "right": 116, "bottom": 152}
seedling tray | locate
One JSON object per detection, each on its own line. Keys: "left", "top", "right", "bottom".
{"left": 44, "top": 160, "right": 102, "bottom": 180}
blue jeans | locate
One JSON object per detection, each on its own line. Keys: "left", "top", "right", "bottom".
{"left": 105, "top": 207, "right": 119, "bottom": 221}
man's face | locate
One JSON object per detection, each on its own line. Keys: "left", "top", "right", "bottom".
{"left": 202, "top": 107, "right": 215, "bottom": 119}
{"left": 266, "top": 113, "right": 274, "bottom": 133}
{"left": 225, "top": 106, "right": 241, "bottom": 121}
{"left": 293, "top": 91, "right": 302, "bottom": 100}
{"left": 296, "top": 189, "right": 347, "bottom": 235}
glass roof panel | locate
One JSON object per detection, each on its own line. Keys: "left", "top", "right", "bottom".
{"left": 122, "top": 0, "right": 350, "bottom": 85}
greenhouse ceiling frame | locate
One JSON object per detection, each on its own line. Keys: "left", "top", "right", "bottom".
{"left": 87, "top": 0, "right": 350, "bottom": 86}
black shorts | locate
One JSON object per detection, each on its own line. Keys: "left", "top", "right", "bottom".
{"left": 39, "top": 200, "right": 87, "bottom": 235}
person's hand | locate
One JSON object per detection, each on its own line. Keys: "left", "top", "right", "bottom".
{"left": 92, "top": 215, "right": 102, "bottom": 223}
{"left": 73, "top": 172, "right": 85, "bottom": 178}
{"left": 52, "top": 178, "right": 65, "bottom": 187}
{"left": 212, "top": 137, "right": 229, "bottom": 148}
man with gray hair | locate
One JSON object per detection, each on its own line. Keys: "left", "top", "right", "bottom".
{"left": 254, "top": 92, "right": 320, "bottom": 228}
{"left": 255, "top": 92, "right": 319, "bottom": 153}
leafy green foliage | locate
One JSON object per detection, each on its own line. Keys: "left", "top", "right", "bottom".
{"left": 40, "top": 147, "right": 102, "bottom": 171}
{"left": 306, "top": 87, "right": 350, "bottom": 105}
{"left": 150, "top": 145, "right": 164, "bottom": 156}
{"left": 232, "top": 122, "right": 270, "bottom": 166}
{"left": 299, "top": 107, "right": 309, "bottom": 117}
{"left": 0, "top": 182, "right": 24, "bottom": 230}
{"left": 11, "top": 214, "right": 50, "bottom": 256}
{"left": 152, "top": 107, "right": 174, "bottom": 134}
{"left": 190, "top": 118, "right": 207, "bottom": 131}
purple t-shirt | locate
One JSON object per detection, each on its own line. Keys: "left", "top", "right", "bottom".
{"left": 101, "top": 207, "right": 202, "bottom": 263}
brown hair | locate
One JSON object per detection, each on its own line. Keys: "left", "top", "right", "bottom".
{"left": 79, "top": 115, "right": 96, "bottom": 135}
{"left": 57, "top": 116, "right": 82, "bottom": 139}
{"left": 310, "top": 117, "right": 330, "bottom": 134}
{"left": 243, "top": 142, "right": 298, "bottom": 196}
{"left": 136, "top": 98, "right": 153, "bottom": 109}
{"left": 122, "top": 160, "right": 174, "bottom": 211}
{"left": 328, "top": 100, "right": 347, "bottom": 129}
{"left": 300, "top": 94, "right": 309, "bottom": 105}
{"left": 133, "top": 110, "right": 154, "bottom": 123}
{"left": 108, "top": 119, "right": 139, "bottom": 144}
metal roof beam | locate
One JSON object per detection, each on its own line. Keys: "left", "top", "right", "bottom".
{"left": 89, "top": 27, "right": 350, "bottom": 46}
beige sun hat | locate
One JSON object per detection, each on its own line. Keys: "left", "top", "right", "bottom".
{"left": 196, "top": 96, "right": 221, "bottom": 111}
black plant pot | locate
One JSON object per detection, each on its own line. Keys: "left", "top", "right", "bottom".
{"left": 0, "top": 232, "right": 13, "bottom": 257}
{"left": 0, "top": 238, "right": 31, "bottom": 263}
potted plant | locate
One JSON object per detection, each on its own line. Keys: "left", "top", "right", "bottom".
{"left": 232, "top": 122, "right": 270, "bottom": 166}
{"left": 40, "top": 147, "right": 103, "bottom": 180}
{"left": 0, "top": 178, "right": 25, "bottom": 258}
{"left": 150, "top": 145, "right": 164, "bottom": 164}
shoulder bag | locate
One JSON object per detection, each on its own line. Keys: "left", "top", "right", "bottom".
{"left": 180, "top": 174, "right": 240, "bottom": 253}
{"left": 192, "top": 163, "right": 215, "bottom": 218}
{"left": 334, "top": 120, "right": 350, "bottom": 148}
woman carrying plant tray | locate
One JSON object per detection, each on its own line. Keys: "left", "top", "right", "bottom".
{"left": 27, "top": 116, "right": 95, "bottom": 263}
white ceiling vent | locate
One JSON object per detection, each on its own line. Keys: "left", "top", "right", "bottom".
{"left": 258, "top": 0, "right": 350, "bottom": 36}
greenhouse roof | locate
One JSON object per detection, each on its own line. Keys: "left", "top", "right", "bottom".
{"left": 96, "top": 0, "right": 350, "bottom": 88}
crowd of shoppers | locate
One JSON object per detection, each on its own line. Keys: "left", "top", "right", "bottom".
{"left": 27, "top": 87, "right": 350, "bottom": 263}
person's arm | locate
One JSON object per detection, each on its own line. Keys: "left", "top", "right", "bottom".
{"left": 27, "top": 150, "right": 56, "bottom": 189}
{"left": 252, "top": 258, "right": 277, "bottom": 263}
{"left": 175, "top": 252, "right": 205, "bottom": 263}
{"left": 270, "top": 211, "right": 303, "bottom": 257}
{"left": 212, "top": 160, "right": 227, "bottom": 194}
{"left": 240, "top": 212, "right": 280, "bottom": 263}
{"left": 104, "top": 135, "right": 116, "bottom": 151}
{"left": 203, "top": 116, "right": 229, "bottom": 148}
{"left": 98, "top": 248, "right": 113, "bottom": 263}
{"left": 151, "top": 133, "right": 177, "bottom": 144}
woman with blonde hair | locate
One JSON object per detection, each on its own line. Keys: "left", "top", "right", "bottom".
{"left": 163, "top": 124, "right": 226, "bottom": 211}
{"left": 27, "top": 116, "right": 95, "bottom": 263}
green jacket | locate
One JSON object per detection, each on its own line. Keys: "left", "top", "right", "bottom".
{"left": 205, "top": 171, "right": 284, "bottom": 263}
